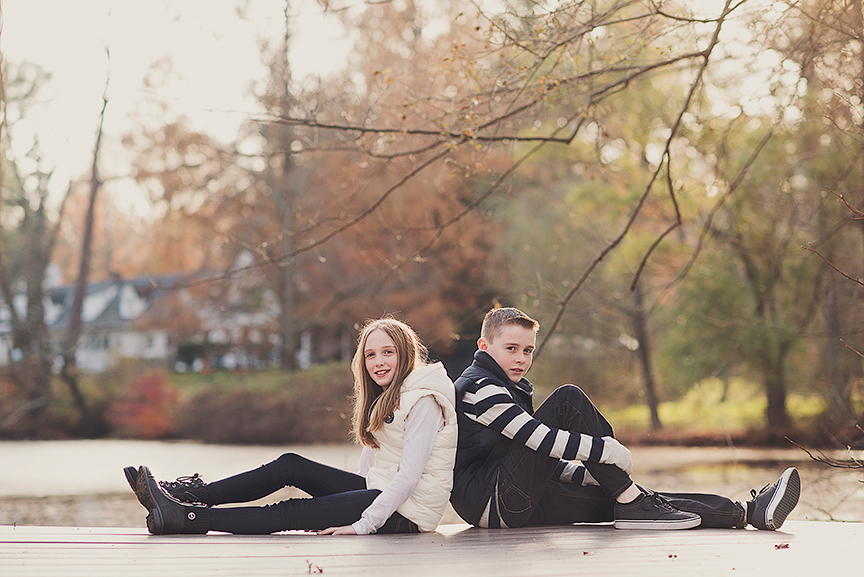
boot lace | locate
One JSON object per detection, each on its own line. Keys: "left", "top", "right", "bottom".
{"left": 751, "top": 481, "right": 772, "bottom": 501}
{"left": 159, "top": 473, "right": 205, "bottom": 492}
{"left": 158, "top": 473, "right": 209, "bottom": 506}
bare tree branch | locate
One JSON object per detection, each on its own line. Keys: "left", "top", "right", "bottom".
{"left": 665, "top": 125, "right": 775, "bottom": 291}
{"left": 840, "top": 338, "right": 864, "bottom": 359}
{"left": 180, "top": 146, "right": 450, "bottom": 289}
{"left": 536, "top": 0, "right": 739, "bottom": 357}
{"left": 788, "top": 433, "right": 864, "bottom": 470}
{"left": 629, "top": 155, "right": 682, "bottom": 292}
{"left": 802, "top": 242, "right": 864, "bottom": 287}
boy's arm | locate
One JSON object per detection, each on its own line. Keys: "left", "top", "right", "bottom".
{"left": 462, "top": 379, "right": 631, "bottom": 471}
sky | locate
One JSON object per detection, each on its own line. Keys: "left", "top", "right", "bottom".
{"left": 1, "top": 0, "right": 354, "bottom": 214}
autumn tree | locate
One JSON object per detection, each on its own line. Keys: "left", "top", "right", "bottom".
{"left": 0, "top": 62, "right": 71, "bottom": 435}
{"left": 272, "top": 1, "right": 750, "bottom": 330}
{"left": 122, "top": 1, "right": 504, "bottom": 363}
{"left": 246, "top": 0, "right": 761, "bottom": 423}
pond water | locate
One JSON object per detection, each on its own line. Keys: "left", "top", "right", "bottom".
{"left": 1, "top": 440, "right": 861, "bottom": 527}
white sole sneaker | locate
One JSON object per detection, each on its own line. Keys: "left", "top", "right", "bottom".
{"left": 761, "top": 467, "right": 800, "bottom": 530}
{"left": 613, "top": 492, "right": 702, "bottom": 530}
{"left": 614, "top": 515, "right": 702, "bottom": 530}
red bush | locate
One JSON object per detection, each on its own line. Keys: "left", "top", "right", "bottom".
{"left": 109, "top": 371, "right": 178, "bottom": 438}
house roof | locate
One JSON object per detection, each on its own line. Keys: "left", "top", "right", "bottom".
{"left": 46, "top": 274, "right": 188, "bottom": 333}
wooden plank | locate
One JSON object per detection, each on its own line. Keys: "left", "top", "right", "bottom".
{"left": 0, "top": 521, "right": 860, "bottom": 577}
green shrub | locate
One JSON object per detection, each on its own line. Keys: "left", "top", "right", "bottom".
{"left": 602, "top": 376, "right": 828, "bottom": 432}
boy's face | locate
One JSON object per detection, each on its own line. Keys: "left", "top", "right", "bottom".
{"left": 478, "top": 324, "right": 536, "bottom": 383}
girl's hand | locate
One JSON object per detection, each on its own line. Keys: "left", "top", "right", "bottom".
{"left": 318, "top": 525, "right": 357, "bottom": 535}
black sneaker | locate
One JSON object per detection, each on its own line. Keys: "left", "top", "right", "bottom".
{"left": 614, "top": 491, "right": 702, "bottom": 530}
{"left": 747, "top": 467, "right": 800, "bottom": 530}
{"left": 159, "top": 473, "right": 211, "bottom": 506}
{"left": 139, "top": 466, "right": 210, "bottom": 535}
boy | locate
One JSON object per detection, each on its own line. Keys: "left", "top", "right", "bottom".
{"left": 450, "top": 307, "right": 800, "bottom": 530}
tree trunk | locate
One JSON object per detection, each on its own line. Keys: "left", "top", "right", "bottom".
{"left": 632, "top": 286, "right": 662, "bottom": 431}
{"left": 276, "top": 165, "right": 296, "bottom": 370}
{"left": 856, "top": 0, "right": 864, "bottom": 425}
{"left": 823, "top": 272, "right": 854, "bottom": 423}
{"left": 61, "top": 83, "right": 109, "bottom": 433}
{"left": 762, "top": 354, "right": 790, "bottom": 429}
{"left": 275, "top": 1, "right": 297, "bottom": 371}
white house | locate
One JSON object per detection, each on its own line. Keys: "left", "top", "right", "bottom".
{"left": 43, "top": 277, "right": 175, "bottom": 373}
{"left": 0, "top": 260, "right": 354, "bottom": 374}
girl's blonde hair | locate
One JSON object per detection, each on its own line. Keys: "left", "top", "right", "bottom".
{"left": 351, "top": 317, "right": 428, "bottom": 448}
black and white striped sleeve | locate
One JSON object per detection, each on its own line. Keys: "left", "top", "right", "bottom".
{"left": 462, "top": 379, "right": 631, "bottom": 470}
{"left": 553, "top": 461, "right": 598, "bottom": 486}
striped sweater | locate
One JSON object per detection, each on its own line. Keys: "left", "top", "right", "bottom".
{"left": 451, "top": 351, "right": 628, "bottom": 527}
{"left": 463, "top": 379, "right": 610, "bottom": 467}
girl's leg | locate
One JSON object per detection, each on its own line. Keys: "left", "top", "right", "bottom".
{"left": 206, "top": 452, "right": 366, "bottom": 505}
{"left": 208, "top": 489, "right": 419, "bottom": 534}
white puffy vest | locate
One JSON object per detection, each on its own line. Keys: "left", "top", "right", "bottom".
{"left": 365, "top": 362, "right": 457, "bottom": 532}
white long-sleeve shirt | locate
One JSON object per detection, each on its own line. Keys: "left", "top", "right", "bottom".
{"left": 351, "top": 396, "right": 444, "bottom": 534}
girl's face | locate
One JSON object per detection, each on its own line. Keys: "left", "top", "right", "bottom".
{"left": 364, "top": 329, "right": 399, "bottom": 389}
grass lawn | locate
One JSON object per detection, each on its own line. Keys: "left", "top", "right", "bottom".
{"left": 599, "top": 377, "right": 834, "bottom": 440}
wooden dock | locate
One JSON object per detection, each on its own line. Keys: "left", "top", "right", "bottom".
{"left": 1, "top": 520, "right": 860, "bottom": 576}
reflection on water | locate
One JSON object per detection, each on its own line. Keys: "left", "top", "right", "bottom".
{"left": 1, "top": 441, "right": 861, "bottom": 527}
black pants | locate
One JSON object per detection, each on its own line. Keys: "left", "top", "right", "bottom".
{"left": 497, "top": 385, "right": 746, "bottom": 529}
{"left": 204, "top": 452, "right": 419, "bottom": 534}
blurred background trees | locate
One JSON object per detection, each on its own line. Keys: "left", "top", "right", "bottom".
{"left": 1, "top": 0, "right": 862, "bottom": 443}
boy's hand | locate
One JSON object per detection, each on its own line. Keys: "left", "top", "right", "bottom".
{"left": 599, "top": 436, "right": 632, "bottom": 473}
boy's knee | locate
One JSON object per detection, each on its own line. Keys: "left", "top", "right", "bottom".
{"left": 552, "top": 384, "right": 589, "bottom": 401}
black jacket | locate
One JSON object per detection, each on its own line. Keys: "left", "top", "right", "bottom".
{"left": 450, "top": 350, "right": 535, "bottom": 525}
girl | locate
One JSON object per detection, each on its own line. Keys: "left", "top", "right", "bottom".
{"left": 125, "top": 318, "right": 457, "bottom": 535}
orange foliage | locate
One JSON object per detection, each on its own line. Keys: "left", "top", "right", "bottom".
{"left": 109, "top": 371, "right": 178, "bottom": 439}
{"left": 52, "top": 183, "right": 155, "bottom": 283}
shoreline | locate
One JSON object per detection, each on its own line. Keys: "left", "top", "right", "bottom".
{"left": 2, "top": 439, "right": 862, "bottom": 526}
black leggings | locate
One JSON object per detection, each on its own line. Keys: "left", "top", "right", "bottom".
{"left": 204, "top": 452, "right": 419, "bottom": 534}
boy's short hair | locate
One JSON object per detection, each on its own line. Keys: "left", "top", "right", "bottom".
{"left": 480, "top": 307, "right": 540, "bottom": 343}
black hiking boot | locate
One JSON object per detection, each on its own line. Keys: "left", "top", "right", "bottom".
{"left": 614, "top": 490, "right": 702, "bottom": 530}
{"left": 158, "top": 473, "right": 212, "bottom": 506}
{"left": 139, "top": 466, "right": 210, "bottom": 535}
{"left": 746, "top": 467, "right": 800, "bottom": 530}
{"left": 123, "top": 466, "right": 151, "bottom": 511}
